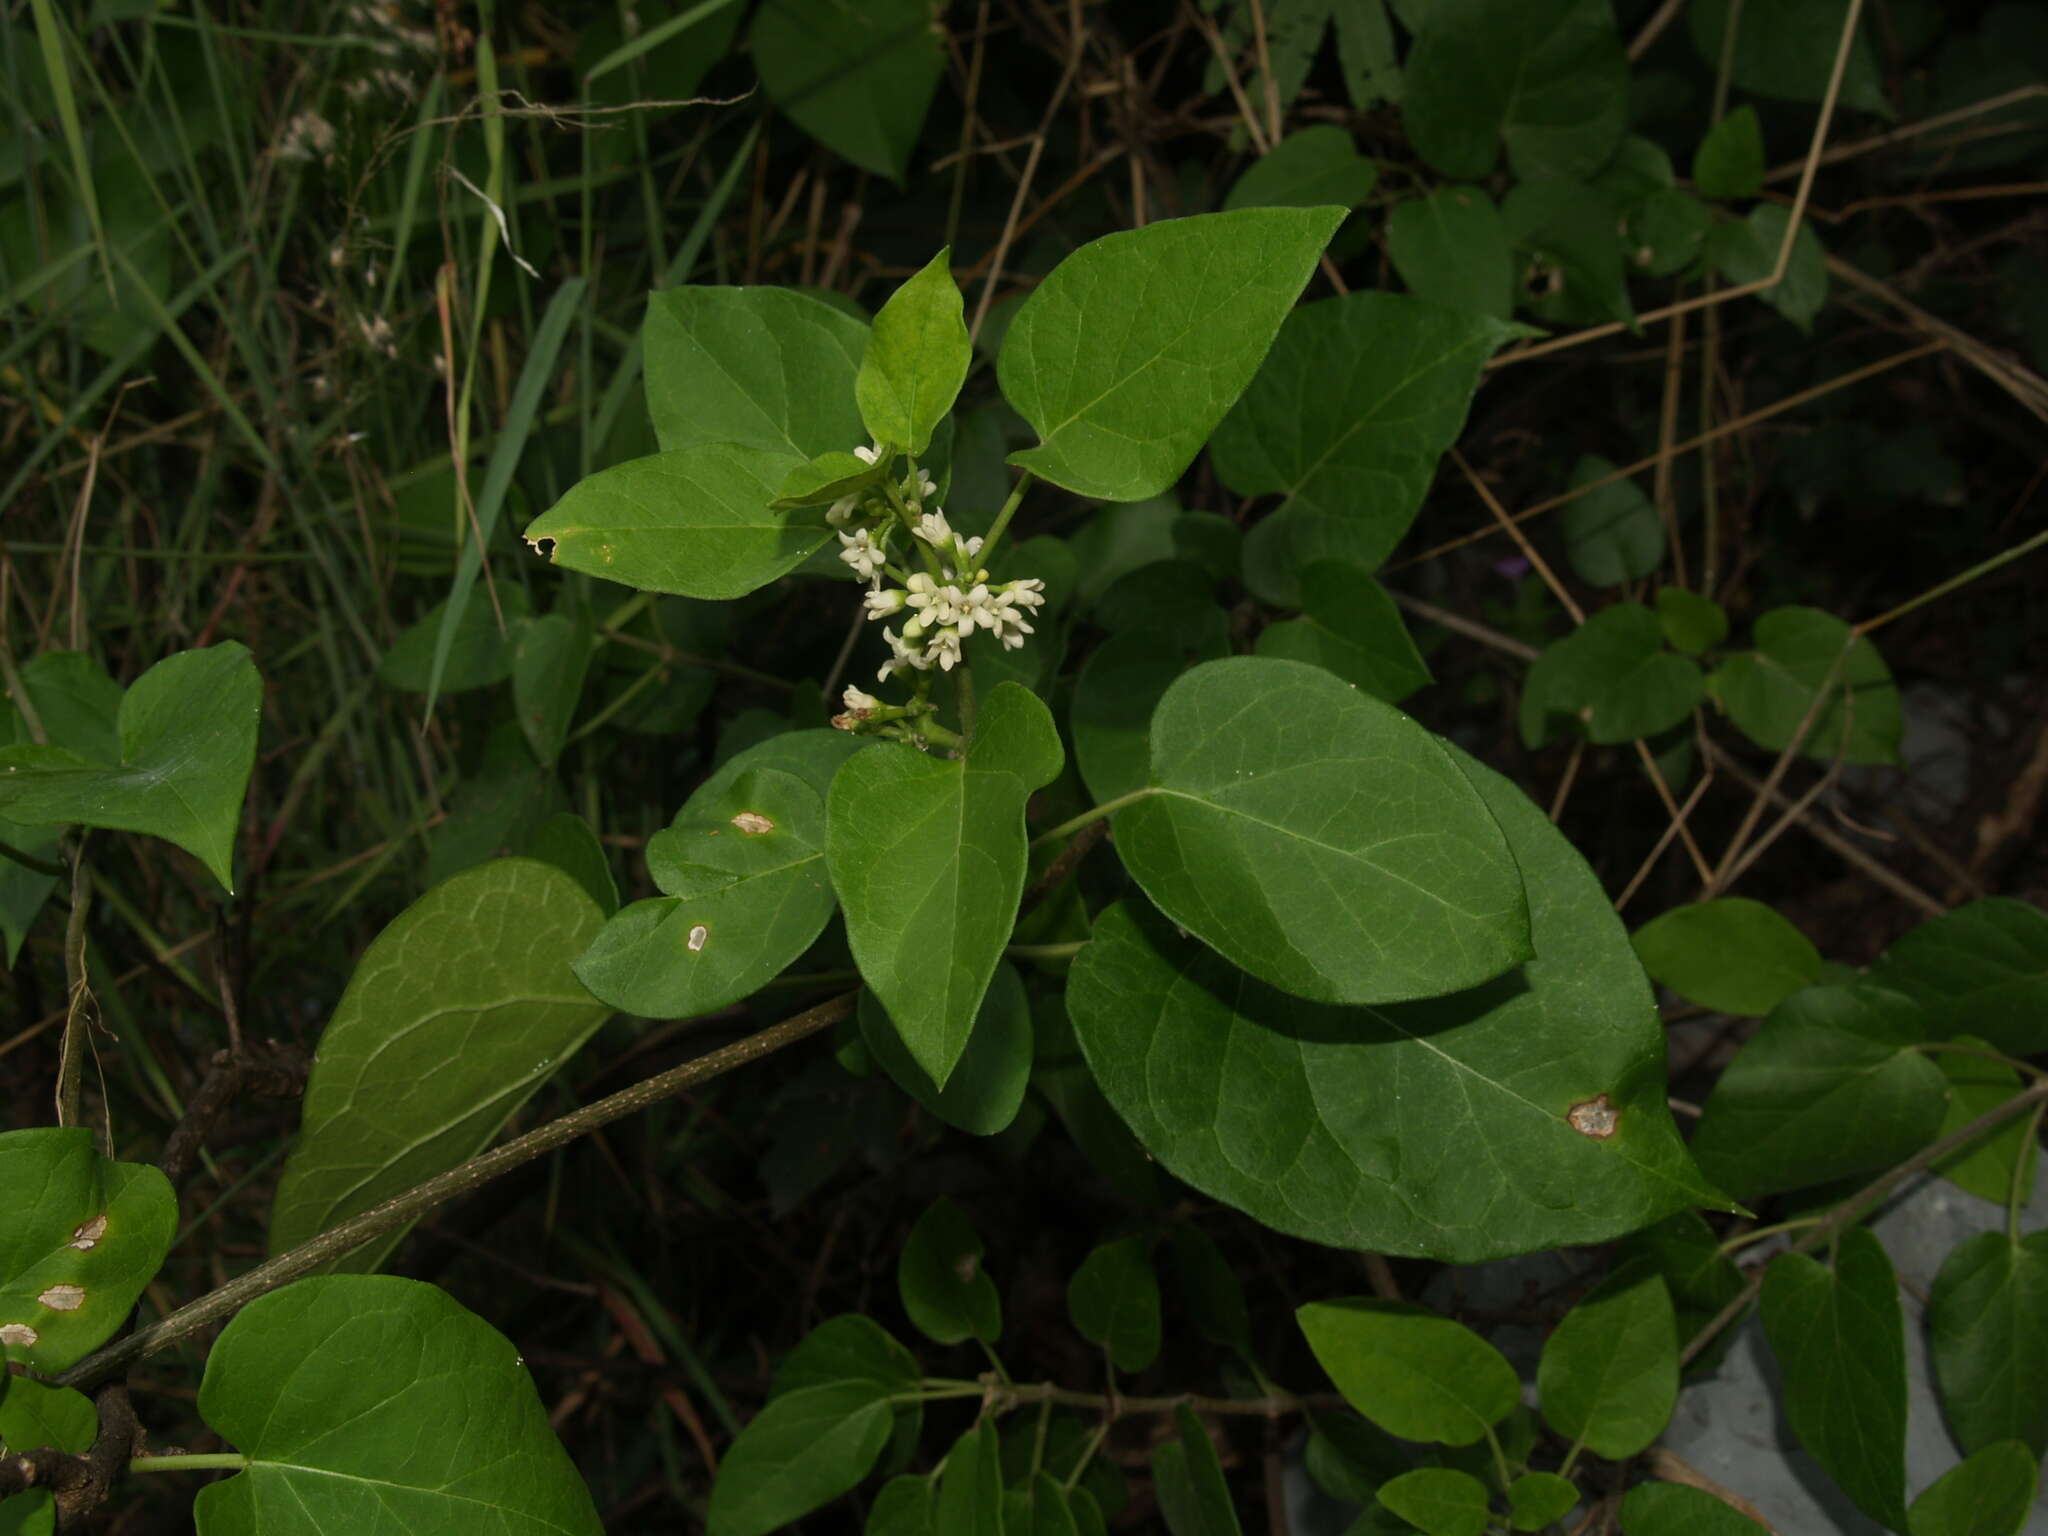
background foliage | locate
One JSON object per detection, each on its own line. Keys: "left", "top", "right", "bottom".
{"left": 2, "top": 0, "right": 2046, "bottom": 1532}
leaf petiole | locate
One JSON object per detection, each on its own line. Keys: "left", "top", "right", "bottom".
{"left": 128, "top": 1453, "right": 249, "bottom": 1474}
{"left": 1029, "top": 788, "right": 1154, "bottom": 849}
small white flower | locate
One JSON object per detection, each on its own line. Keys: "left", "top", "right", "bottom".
{"left": 959, "top": 534, "right": 984, "bottom": 562}
{"left": 908, "top": 467, "right": 938, "bottom": 502}
{"left": 842, "top": 686, "right": 880, "bottom": 714}
{"left": 913, "top": 510, "right": 953, "bottom": 547}
{"left": 863, "top": 588, "right": 906, "bottom": 620}
{"left": 878, "top": 627, "right": 931, "bottom": 681}
{"left": 837, "top": 528, "right": 885, "bottom": 581}
{"left": 954, "top": 584, "right": 997, "bottom": 633}
{"left": 825, "top": 494, "right": 861, "bottom": 526}
{"left": 853, "top": 443, "right": 881, "bottom": 465}
{"left": 928, "top": 625, "right": 964, "bottom": 672}
{"left": 962, "top": 580, "right": 1039, "bottom": 648}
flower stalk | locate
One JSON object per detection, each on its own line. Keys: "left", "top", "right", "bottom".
{"left": 823, "top": 446, "right": 1044, "bottom": 754}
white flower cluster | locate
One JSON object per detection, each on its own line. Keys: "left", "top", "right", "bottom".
{"left": 864, "top": 509, "right": 1043, "bottom": 680}
{"left": 821, "top": 445, "right": 1047, "bottom": 722}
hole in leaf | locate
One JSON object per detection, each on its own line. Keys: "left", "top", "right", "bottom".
{"left": 70, "top": 1214, "right": 108, "bottom": 1250}
{"left": 687, "top": 924, "right": 709, "bottom": 952}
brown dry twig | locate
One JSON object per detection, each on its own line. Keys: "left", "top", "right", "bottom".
{"left": 0, "top": 1385, "right": 139, "bottom": 1523}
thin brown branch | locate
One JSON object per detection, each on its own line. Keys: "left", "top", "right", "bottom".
{"left": 1699, "top": 741, "right": 1945, "bottom": 917}
{"left": 59, "top": 994, "right": 854, "bottom": 1389}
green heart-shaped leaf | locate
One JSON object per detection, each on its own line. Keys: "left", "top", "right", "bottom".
{"left": 1537, "top": 1266, "right": 1678, "bottom": 1459}
{"left": 0, "top": 643, "right": 260, "bottom": 891}
{"left": 857, "top": 248, "right": 970, "bottom": 455}
{"left": 1214, "top": 293, "right": 1514, "bottom": 605}
{"left": 827, "top": 683, "right": 1063, "bottom": 1087}
{"left": 1760, "top": 1229, "right": 1910, "bottom": 1531}
{"left": 575, "top": 768, "right": 837, "bottom": 1020}
{"left": 643, "top": 285, "right": 868, "bottom": 459}
{"left": 1300, "top": 1300, "right": 1518, "bottom": 1446}
{"left": 0, "top": 1129, "right": 174, "bottom": 1376}
{"left": 1114, "top": 657, "right": 1530, "bottom": 1005}
{"left": 267, "top": 859, "right": 609, "bottom": 1275}
{"left": 1070, "top": 742, "right": 1727, "bottom": 1260}
{"left": 524, "top": 442, "right": 820, "bottom": 600}
{"left": 1000, "top": 207, "right": 1343, "bottom": 502}
{"left": 194, "top": 1276, "right": 601, "bottom": 1535}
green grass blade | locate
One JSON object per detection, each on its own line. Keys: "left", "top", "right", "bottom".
{"left": 381, "top": 74, "right": 448, "bottom": 315}
{"left": 0, "top": 246, "right": 249, "bottom": 512}
{"left": 424, "top": 277, "right": 588, "bottom": 711}
{"left": 583, "top": 0, "right": 743, "bottom": 86}
{"left": 26, "top": 0, "right": 109, "bottom": 294}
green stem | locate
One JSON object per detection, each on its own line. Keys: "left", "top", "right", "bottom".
{"left": 1064, "top": 1420, "right": 1110, "bottom": 1493}
{"left": 984, "top": 1380, "right": 1343, "bottom": 1419}
{"left": 1912, "top": 1040, "right": 2046, "bottom": 1081}
{"left": 882, "top": 476, "right": 946, "bottom": 582}
{"left": 2010, "top": 1101, "right": 2045, "bottom": 1245}
{"left": 1030, "top": 788, "right": 1154, "bottom": 849}
{"left": 597, "top": 591, "right": 655, "bottom": 633}
{"left": 0, "top": 837, "right": 65, "bottom": 878}
{"left": 1481, "top": 1422, "right": 1512, "bottom": 1495}
{"left": 1681, "top": 1076, "right": 2048, "bottom": 1367}
{"left": 1717, "top": 1215, "right": 1825, "bottom": 1258}
{"left": 1007, "top": 941, "right": 1086, "bottom": 961}
{"left": 979, "top": 1338, "right": 1014, "bottom": 1388}
{"left": 129, "top": 1453, "right": 249, "bottom": 1474}
{"left": 978, "top": 472, "right": 1034, "bottom": 567}
{"left": 902, "top": 1385, "right": 988, "bottom": 1404}
{"left": 1856, "top": 521, "right": 2048, "bottom": 637}
{"left": 55, "top": 841, "right": 91, "bottom": 1132}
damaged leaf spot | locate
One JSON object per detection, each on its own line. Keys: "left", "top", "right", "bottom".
{"left": 0, "top": 1323, "right": 38, "bottom": 1347}
{"left": 527, "top": 535, "right": 556, "bottom": 559}
{"left": 687, "top": 924, "right": 710, "bottom": 952}
{"left": 953, "top": 1253, "right": 980, "bottom": 1285}
{"left": 37, "top": 1285, "right": 86, "bottom": 1312}
{"left": 71, "top": 1214, "right": 108, "bottom": 1250}
{"left": 730, "top": 810, "right": 775, "bottom": 835}
{"left": 1566, "top": 1094, "right": 1619, "bottom": 1139}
